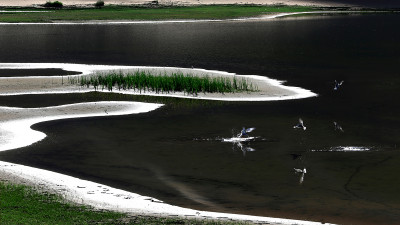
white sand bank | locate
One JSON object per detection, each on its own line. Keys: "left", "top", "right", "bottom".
{"left": 0, "top": 160, "right": 334, "bottom": 225}
{"left": 0, "top": 101, "right": 163, "bottom": 151}
{"left": 0, "top": 63, "right": 317, "bottom": 101}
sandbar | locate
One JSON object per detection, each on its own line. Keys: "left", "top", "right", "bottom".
{"left": 0, "top": 63, "right": 317, "bottom": 101}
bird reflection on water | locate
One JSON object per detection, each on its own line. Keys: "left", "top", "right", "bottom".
{"left": 232, "top": 141, "right": 256, "bottom": 156}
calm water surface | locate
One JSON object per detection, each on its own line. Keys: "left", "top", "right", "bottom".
{"left": 1, "top": 14, "right": 400, "bottom": 224}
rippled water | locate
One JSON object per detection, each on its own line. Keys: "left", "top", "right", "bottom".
{"left": 1, "top": 14, "right": 400, "bottom": 224}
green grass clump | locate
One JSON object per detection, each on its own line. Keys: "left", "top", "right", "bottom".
{"left": 76, "top": 71, "right": 257, "bottom": 95}
{"left": 0, "top": 182, "right": 124, "bottom": 224}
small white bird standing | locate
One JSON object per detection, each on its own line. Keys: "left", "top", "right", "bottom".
{"left": 334, "top": 80, "right": 344, "bottom": 90}
{"left": 293, "top": 118, "right": 306, "bottom": 130}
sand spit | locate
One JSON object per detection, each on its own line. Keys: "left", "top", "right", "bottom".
{"left": 0, "top": 160, "right": 334, "bottom": 225}
{"left": 0, "top": 63, "right": 317, "bottom": 101}
{"left": 0, "top": 101, "right": 163, "bottom": 152}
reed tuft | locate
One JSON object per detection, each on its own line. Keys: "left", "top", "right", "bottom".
{"left": 77, "top": 71, "right": 258, "bottom": 95}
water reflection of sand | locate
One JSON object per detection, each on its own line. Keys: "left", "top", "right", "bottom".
{"left": 0, "top": 63, "right": 326, "bottom": 224}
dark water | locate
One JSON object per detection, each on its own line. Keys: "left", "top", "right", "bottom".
{"left": 323, "top": 0, "right": 400, "bottom": 8}
{"left": 1, "top": 14, "right": 400, "bottom": 224}
{"left": 0, "top": 69, "right": 80, "bottom": 77}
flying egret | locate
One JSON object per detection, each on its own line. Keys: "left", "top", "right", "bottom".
{"left": 334, "top": 121, "right": 344, "bottom": 132}
{"left": 238, "top": 127, "right": 256, "bottom": 138}
{"left": 294, "top": 168, "right": 307, "bottom": 184}
{"left": 294, "top": 168, "right": 307, "bottom": 174}
{"left": 293, "top": 118, "right": 306, "bottom": 130}
{"left": 334, "top": 80, "right": 344, "bottom": 90}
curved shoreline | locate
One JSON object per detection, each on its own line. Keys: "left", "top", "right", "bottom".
{"left": 0, "top": 101, "right": 163, "bottom": 151}
{"left": 0, "top": 63, "right": 326, "bottom": 224}
{"left": 0, "top": 63, "right": 317, "bottom": 101}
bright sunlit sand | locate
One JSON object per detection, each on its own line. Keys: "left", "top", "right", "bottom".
{"left": 0, "top": 101, "right": 163, "bottom": 152}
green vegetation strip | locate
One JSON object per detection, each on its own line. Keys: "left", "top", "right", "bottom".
{"left": 0, "top": 182, "right": 125, "bottom": 224}
{"left": 76, "top": 71, "right": 257, "bottom": 95}
{"left": 0, "top": 5, "right": 318, "bottom": 22}
{"left": 0, "top": 181, "right": 249, "bottom": 224}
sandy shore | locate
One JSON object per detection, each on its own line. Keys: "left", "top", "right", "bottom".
{"left": 0, "top": 0, "right": 353, "bottom": 7}
{"left": 0, "top": 63, "right": 323, "bottom": 224}
{"left": 0, "top": 160, "right": 333, "bottom": 225}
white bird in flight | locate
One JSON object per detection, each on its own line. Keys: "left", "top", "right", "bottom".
{"left": 293, "top": 118, "right": 306, "bottom": 130}
{"left": 294, "top": 168, "right": 307, "bottom": 174}
{"left": 334, "top": 80, "right": 344, "bottom": 90}
{"left": 294, "top": 168, "right": 307, "bottom": 184}
{"left": 238, "top": 127, "right": 255, "bottom": 138}
{"left": 334, "top": 121, "right": 344, "bottom": 132}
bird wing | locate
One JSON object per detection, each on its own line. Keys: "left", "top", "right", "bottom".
{"left": 246, "top": 127, "right": 256, "bottom": 133}
{"left": 339, "top": 80, "right": 344, "bottom": 85}
{"left": 299, "top": 118, "right": 304, "bottom": 126}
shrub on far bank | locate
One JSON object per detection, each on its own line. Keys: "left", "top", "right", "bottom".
{"left": 95, "top": 0, "right": 105, "bottom": 8}
{"left": 44, "top": 1, "right": 63, "bottom": 8}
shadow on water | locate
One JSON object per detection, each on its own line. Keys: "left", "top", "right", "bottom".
{"left": 1, "top": 14, "right": 400, "bottom": 224}
{"left": 0, "top": 69, "right": 81, "bottom": 77}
